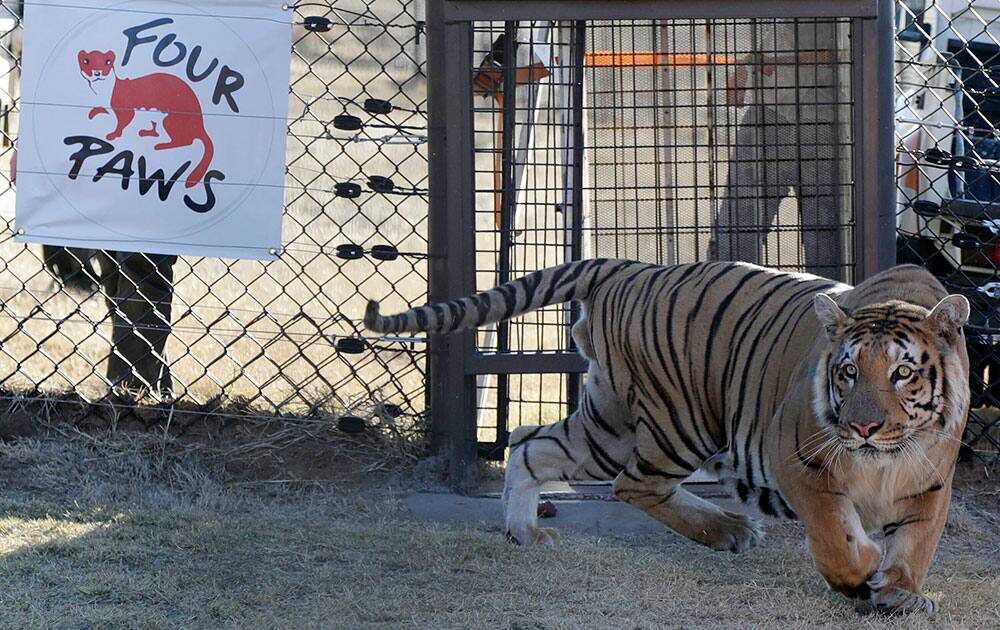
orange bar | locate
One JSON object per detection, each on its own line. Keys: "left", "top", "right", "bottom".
{"left": 585, "top": 51, "right": 737, "bottom": 68}
{"left": 473, "top": 62, "right": 551, "bottom": 98}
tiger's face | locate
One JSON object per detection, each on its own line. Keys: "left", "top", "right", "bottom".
{"left": 812, "top": 294, "right": 969, "bottom": 462}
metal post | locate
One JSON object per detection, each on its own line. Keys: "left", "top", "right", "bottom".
{"left": 854, "top": 0, "right": 896, "bottom": 279}
{"left": 426, "top": 0, "right": 478, "bottom": 489}
{"left": 565, "top": 20, "right": 586, "bottom": 412}
{"left": 493, "top": 22, "right": 519, "bottom": 459}
{"left": 441, "top": 1, "right": 878, "bottom": 21}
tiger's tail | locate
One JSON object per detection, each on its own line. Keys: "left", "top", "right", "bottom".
{"left": 365, "top": 258, "right": 629, "bottom": 335}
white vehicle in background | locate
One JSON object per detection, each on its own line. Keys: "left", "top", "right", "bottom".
{"left": 895, "top": 0, "right": 1000, "bottom": 407}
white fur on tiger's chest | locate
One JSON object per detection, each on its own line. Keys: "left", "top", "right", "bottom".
{"left": 844, "top": 459, "right": 931, "bottom": 531}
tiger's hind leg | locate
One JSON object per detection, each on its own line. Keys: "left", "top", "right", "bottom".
{"left": 503, "top": 367, "right": 633, "bottom": 546}
{"left": 613, "top": 427, "right": 763, "bottom": 553}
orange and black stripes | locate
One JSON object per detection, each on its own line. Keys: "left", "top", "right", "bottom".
{"left": 366, "top": 258, "right": 957, "bottom": 525}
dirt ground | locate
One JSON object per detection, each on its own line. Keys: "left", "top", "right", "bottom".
{"left": 0, "top": 425, "right": 997, "bottom": 629}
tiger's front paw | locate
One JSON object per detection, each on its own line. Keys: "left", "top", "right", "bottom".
{"left": 867, "top": 571, "right": 937, "bottom": 614}
{"left": 699, "top": 510, "right": 764, "bottom": 553}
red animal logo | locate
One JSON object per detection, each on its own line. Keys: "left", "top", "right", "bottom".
{"left": 78, "top": 50, "right": 214, "bottom": 189}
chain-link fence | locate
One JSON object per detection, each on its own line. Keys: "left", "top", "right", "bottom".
{"left": 895, "top": 0, "right": 1000, "bottom": 462}
{"left": 2, "top": 0, "right": 996, "bottom": 467}
{"left": 0, "top": 0, "right": 428, "bottom": 435}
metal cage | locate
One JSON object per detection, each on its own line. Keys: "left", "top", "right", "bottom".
{"left": 423, "top": 0, "right": 895, "bottom": 481}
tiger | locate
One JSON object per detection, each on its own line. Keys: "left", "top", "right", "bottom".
{"left": 365, "top": 259, "right": 970, "bottom": 614}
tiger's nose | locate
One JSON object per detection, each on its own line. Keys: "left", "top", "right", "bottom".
{"left": 850, "top": 421, "right": 882, "bottom": 438}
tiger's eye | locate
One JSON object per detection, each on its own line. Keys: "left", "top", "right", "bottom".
{"left": 894, "top": 365, "right": 913, "bottom": 380}
{"left": 843, "top": 364, "right": 857, "bottom": 377}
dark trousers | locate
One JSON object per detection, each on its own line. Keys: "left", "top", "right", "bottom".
{"left": 42, "top": 245, "right": 177, "bottom": 398}
{"left": 101, "top": 251, "right": 177, "bottom": 397}
{"left": 711, "top": 107, "right": 845, "bottom": 281}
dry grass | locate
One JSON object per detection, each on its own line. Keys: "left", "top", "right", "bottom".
{"left": 0, "top": 427, "right": 997, "bottom": 629}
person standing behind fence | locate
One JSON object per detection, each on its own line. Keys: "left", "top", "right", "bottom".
{"left": 711, "top": 20, "right": 848, "bottom": 282}
{"left": 4, "top": 1, "right": 176, "bottom": 400}
{"left": 9, "top": 150, "right": 177, "bottom": 400}
{"left": 101, "top": 250, "right": 177, "bottom": 400}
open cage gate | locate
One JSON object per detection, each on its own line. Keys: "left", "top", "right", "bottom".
{"left": 423, "top": 0, "right": 895, "bottom": 478}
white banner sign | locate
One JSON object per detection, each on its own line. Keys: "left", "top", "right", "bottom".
{"left": 15, "top": 0, "right": 293, "bottom": 260}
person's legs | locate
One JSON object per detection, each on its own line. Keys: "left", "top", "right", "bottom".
{"left": 793, "top": 118, "right": 844, "bottom": 281}
{"left": 40, "top": 245, "right": 103, "bottom": 293}
{"left": 712, "top": 106, "right": 789, "bottom": 265}
{"left": 103, "top": 251, "right": 177, "bottom": 398}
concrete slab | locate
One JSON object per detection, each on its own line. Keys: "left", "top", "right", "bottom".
{"left": 403, "top": 492, "right": 662, "bottom": 537}
{"left": 404, "top": 482, "right": 746, "bottom": 538}
{"left": 474, "top": 470, "right": 718, "bottom": 496}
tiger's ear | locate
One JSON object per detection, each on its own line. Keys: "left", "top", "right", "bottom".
{"left": 814, "top": 293, "right": 851, "bottom": 339}
{"left": 926, "top": 294, "right": 969, "bottom": 337}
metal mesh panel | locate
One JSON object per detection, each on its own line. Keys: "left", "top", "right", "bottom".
{"left": 0, "top": 1, "right": 428, "bottom": 432}
{"left": 895, "top": 0, "right": 1000, "bottom": 462}
{"left": 468, "top": 18, "right": 856, "bottom": 455}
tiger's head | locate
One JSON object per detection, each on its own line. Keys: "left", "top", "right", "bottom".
{"left": 811, "top": 292, "right": 970, "bottom": 463}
